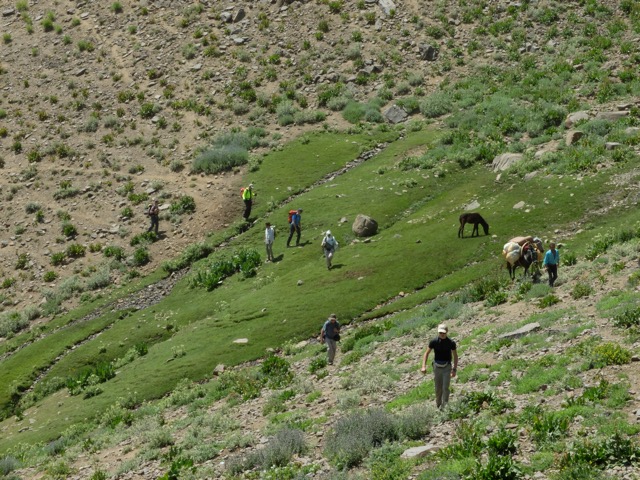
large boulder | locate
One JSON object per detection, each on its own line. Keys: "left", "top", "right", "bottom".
{"left": 352, "top": 214, "right": 378, "bottom": 237}
{"left": 383, "top": 105, "right": 408, "bottom": 124}
{"left": 492, "top": 153, "right": 523, "bottom": 172}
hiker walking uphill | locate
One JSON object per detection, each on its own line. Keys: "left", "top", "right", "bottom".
{"left": 321, "top": 230, "right": 339, "bottom": 270}
{"left": 287, "top": 209, "right": 303, "bottom": 247}
{"left": 320, "top": 313, "right": 341, "bottom": 365}
{"left": 147, "top": 199, "right": 160, "bottom": 234}
{"left": 421, "top": 324, "right": 458, "bottom": 409}
{"left": 241, "top": 184, "right": 255, "bottom": 220}
{"left": 264, "top": 222, "right": 275, "bottom": 262}
{"left": 543, "top": 242, "right": 560, "bottom": 287}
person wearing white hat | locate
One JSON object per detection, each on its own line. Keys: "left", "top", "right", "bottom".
{"left": 421, "top": 324, "right": 458, "bottom": 409}
{"left": 321, "top": 230, "right": 339, "bottom": 270}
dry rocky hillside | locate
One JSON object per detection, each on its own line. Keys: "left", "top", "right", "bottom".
{"left": 2, "top": 0, "right": 635, "bottom": 319}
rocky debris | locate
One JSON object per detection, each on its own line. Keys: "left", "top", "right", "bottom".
{"left": 352, "top": 214, "right": 378, "bottom": 237}
{"left": 492, "top": 153, "right": 523, "bottom": 172}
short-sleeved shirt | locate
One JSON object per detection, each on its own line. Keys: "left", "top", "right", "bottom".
{"left": 428, "top": 337, "right": 456, "bottom": 364}
{"left": 291, "top": 213, "right": 301, "bottom": 226}
{"left": 322, "top": 320, "right": 341, "bottom": 338}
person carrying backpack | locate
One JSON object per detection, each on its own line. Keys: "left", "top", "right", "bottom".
{"left": 287, "top": 209, "right": 303, "bottom": 247}
{"left": 319, "top": 313, "right": 341, "bottom": 365}
{"left": 321, "top": 230, "right": 338, "bottom": 270}
{"left": 241, "top": 184, "right": 254, "bottom": 220}
{"left": 147, "top": 199, "right": 160, "bottom": 234}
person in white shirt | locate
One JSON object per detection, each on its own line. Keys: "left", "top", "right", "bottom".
{"left": 321, "top": 230, "right": 338, "bottom": 270}
{"left": 264, "top": 222, "right": 275, "bottom": 262}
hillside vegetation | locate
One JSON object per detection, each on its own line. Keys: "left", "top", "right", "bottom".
{"left": 1, "top": 0, "right": 640, "bottom": 479}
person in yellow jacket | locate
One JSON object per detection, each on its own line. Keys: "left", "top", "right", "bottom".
{"left": 242, "top": 183, "right": 254, "bottom": 220}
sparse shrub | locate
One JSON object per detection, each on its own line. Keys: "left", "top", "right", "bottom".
{"left": 43, "top": 271, "right": 57, "bottom": 282}
{"left": 15, "top": 253, "right": 28, "bottom": 270}
{"left": 468, "top": 454, "right": 521, "bottom": 480}
{"left": 485, "top": 290, "right": 508, "bottom": 307}
{"left": 0, "top": 455, "right": 20, "bottom": 476}
{"left": 62, "top": 222, "right": 77, "bottom": 238}
{"left": 309, "top": 356, "right": 327, "bottom": 374}
{"left": 66, "top": 243, "right": 86, "bottom": 258}
{"left": 324, "top": 408, "right": 399, "bottom": 469}
{"left": 487, "top": 428, "right": 518, "bottom": 456}
{"left": 420, "top": 92, "right": 452, "bottom": 118}
{"left": 170, "top": 195, "right": 196, "bottom": 215}
{"left": 538, "top": 294, "right": 560, "bottom": 308}
{"left": 86, "top": 268, "right": 111, "bottom": 290}
{"left": 25, "top": 202, "right": 40, "bottom": 214}
{"left": 111, "top": 2, "right": 123, "bottom": 13}
{"left": 571, "top": 282, "right": 594, "bottom": 299}
{"left": 140, "top": 102, "right": 160, "bottom": 118}
{"left": 50, "top": 252, "right": 66, "bottom": 266}
{"left": 531, "top": 411, "right": 570, "bottom": 444}
{"left": 77, "top": 40, "right": 95, "bottom": 52}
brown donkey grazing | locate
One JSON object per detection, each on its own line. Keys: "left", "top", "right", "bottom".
{"left": 458, "top": 213, "right": 489, "bottom": 238}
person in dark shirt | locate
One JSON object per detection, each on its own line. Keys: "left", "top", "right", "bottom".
{"left": 287, "top": 209, "right": 303, "bottom": 247}
{"left": 421, "top": 324, "right": 458, "bottom": 408}
{"left": 320, "top": 313, "right": 341, "bottom": 365}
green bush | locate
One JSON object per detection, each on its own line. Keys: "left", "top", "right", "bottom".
{"left": 130, "top": 231, "right": 157, "bottom": 246}
{"left": 561, "top": 432, "right": 640, "bottom": 468}
{"left": 309, "top": 356, "right": 327, "bottom": 374}
{"left": 43, "top": 271, "right": 57, "bottom": 282}
{"left": 260, "top": 355, "right": 293, "bottom": 389}
{"left": 487, "top": 428, "right": 518, "bottom": 456}
{"left": 103, "top": 245, "right": 125, "bottom": 260}
{"left": 170, "top": 195, "right": 196, "bottom": 215}
{"left": 467, "top": 454, "right": 521, "bottom": 480}
{"left": 571, "top": 282, "right": 594, "bottom": 300}
{"left": 15, "top": 253, "right": 28, "bottom": 270}
{"left": 592, "top": 342, "right": 631, "bottom": 366}
{"left": 612, "top": 306, "right": 640, "bottom": 328}
{"left": 131, "top": 247, "right": 150, "bottom": 267}
{"left": 66, "top": 243, "right": 86, "bottom": 258}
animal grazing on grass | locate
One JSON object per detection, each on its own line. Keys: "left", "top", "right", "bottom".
{"left": 458, "top": 213, "right": 490, "bottom": 238}
{"left": 503, "top": 238, "right": 544, "bottom": 281}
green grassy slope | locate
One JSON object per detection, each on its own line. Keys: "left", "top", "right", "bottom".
{"left": 1, "top": 124, "right": 639, "bottom": 450}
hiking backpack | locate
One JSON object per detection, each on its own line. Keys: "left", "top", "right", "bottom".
{"left": 288, "top": 210, "right": 298, "bottom": 224}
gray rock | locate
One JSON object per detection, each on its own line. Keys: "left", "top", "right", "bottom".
{"left": 595, "top": 111, "right": 629, "bottom": 121}
{"left": 605, "top": 142, "right": 622, "bottom": 150}
{"left": 624, "top": 127, "right": 640, "bottom": 136}
{"left": 2, "top": 8, "right": 16, "bottom": 17}
{"left": 491, "top": 153, "right": 523, "bottom": 172}
{"left": 564, "top": 111, "right": 589, "bottom": 128}
{"left": 378, "top": 0, "right": 396, "bottom": 16}
{"left": 565, "top": 130, "right": 583, "bottom": 146}
{"left": 513, "top": 201, "right": 526, "bottom": 210}
{"left": 212, "top": 364, "right": 225, "bottom": 375}
{"left": 220, "top": 12, "right": 232, "bottom": 23}
{"left": 401, "top": 444, "right": 440, "bottom": 459}
{"left": 418, "top": 44, "right": 438, "bottom": 61}
{"left": 352, "top": 214, "right": 378, "bottom": 237}
{"left": 465, "top": 200, "right": 481, "bottom": 211}
{"left": 383, "top": 105, "right": 408, "bottom": 124}
{"left": 498, "top": 322, "right": 541, "bottom": 340}
{"left": 233, "top": 8, "right": 245, "bottom": 23}
{"left": 233, "top": 338, "right": 249, "bottom": 344}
